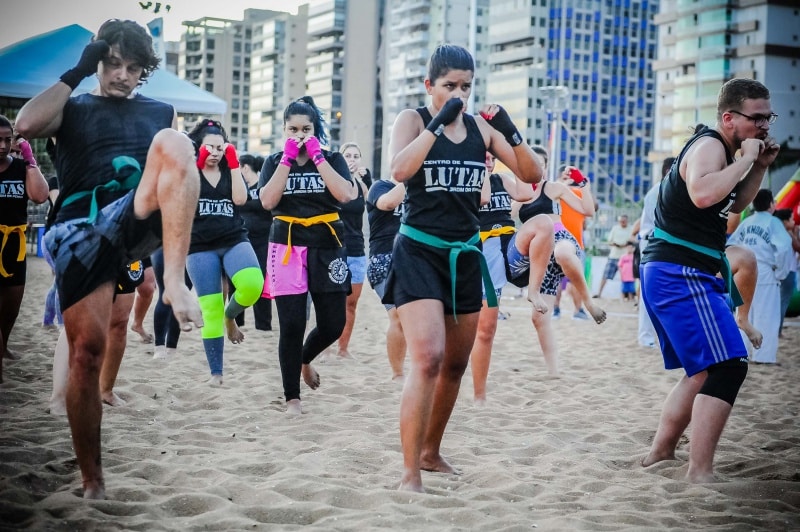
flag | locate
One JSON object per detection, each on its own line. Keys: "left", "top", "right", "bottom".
{"left": 147, "top": 18, "right": 166, "bottom": 64}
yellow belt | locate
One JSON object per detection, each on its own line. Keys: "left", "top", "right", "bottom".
{"left": 479, "top": 226, "right": 516, "bottom": 242}
{"left": 0, "top": 224, "right": 27, "bottom": 278}
{"left": 274, "top": 213, "right": 342, "bottom": 264}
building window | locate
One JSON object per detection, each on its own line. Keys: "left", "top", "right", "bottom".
{"left": 205, "top": 82, "right": 213, "bottom": 92}
{"left": 206, "top": 39, "right": 215, "bottom": 50}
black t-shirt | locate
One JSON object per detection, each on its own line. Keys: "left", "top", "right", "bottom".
{"left": 366, "top": 179, "right": 404, "bottom": 256}
{"left": 643, "top": 127, "right": 736, "bottom": 274}
{"left": 340, "top": 172, "right": 367, "bottom": 256}
{"left": 403, "top": 108, "right": 486, "bottom": 241}
{"left": 53, "top": 93, "right": 174, "bottom": 224}
{"left": 518, "top": 181, "right": 560, "bottom": 223}
{"left": 189, "top": 165, "right": 248, "bottom": 254}
{"left": 259, "top": 150, "right": 351, "bottom": 248}
{"left": 0, "top": 158, "right": 30, "bottom": 226}
{"left": 478, "top": 173, "right": 514, "bottom": 231}
{"left": 240, "top": 181, "right": 272, "bottom": 241}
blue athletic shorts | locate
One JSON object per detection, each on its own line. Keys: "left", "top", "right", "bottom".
{"left": 641, "top": 261, "right": 747, "bottom": 376}
{"left": 482, "top": 236, "right": 507, "bottom": 300}
{"left": 347, "top": 255, "right": 367, "bottom": 284}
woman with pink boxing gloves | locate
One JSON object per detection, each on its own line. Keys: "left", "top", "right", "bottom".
{"left": 0, "top": 115, "right": 49, "bottom": 382}
{"left": 259, "top": 96, "right": 356, "bottom": 415}
{"left": 185, "top": 118, "right": 264, "bottom": 385}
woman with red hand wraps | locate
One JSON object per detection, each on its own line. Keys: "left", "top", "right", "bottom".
{"left": 385, "top": 44, "right": 544, "bottom": 492}
{"left": 259, "top": 96, "right": 356, "bottom": 415}
{"left": 186, "top": 119, "right": 263, "bottom": 385}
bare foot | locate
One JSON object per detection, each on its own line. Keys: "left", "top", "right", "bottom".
{"left": 474, "top": 396, "right": 487, "bottom": 407}
{"left": 82, "top": 479, "right": 106, "bottom": 500}
{"left": 163, "top": 283, "right": 203, "bottom": 331}
{"left": 286, "top": 399, "right": 303, "bottom": 416}
{"left": 153, "top": 346, "right": 169, "bottom": 360}
{"left": 738, "top": 320, "right": 763, "bottom": 350}
{"left": 420, "top": 452, "right": 460, "bottom": 475}
{"left": 225, "top": 318, "right": 244, "bottom": 344}
{"left": 392, "top": 374, "right": 405, "bottom": 385}
{"left": 302, "top": 364, "right": 320, "bottom": 390}
{"left": 398, "top": 470, "right": 425, "bottom": 493}
{"left": 641, "top": 450, "right": 677, "bottom": 467}
{"left": 586, "top": 303, "right": 607, "bottom": 324}
{"left": 101, "top": 391, "right": 127, "bottom": 407}
{"left": 207, "top": 374, "right": 223, "bottom": 386}
{"left": 130, "top": 324, "right": 153, "bottom": 343}
{"left": 686, "top": 467, "right": 719, "bottom": 483}
{"left": 337, "top": 349, "right": 356, "bottom": 360}
{"left": 48, "top": 400, "right": 67, "bottom": 416}
{"left": 527, "top": 293, "right": 549, "bottom": 314}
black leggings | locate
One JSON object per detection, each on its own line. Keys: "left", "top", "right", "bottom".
{"left": 151, "top": 249, "right": 193, "bottom": 349}
{"left": 275, "top": 291, "right": 346, "bottom": 401}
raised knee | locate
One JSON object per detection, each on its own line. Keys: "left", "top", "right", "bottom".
{"left": 152, "top": 128, "right": 195, "bottom": 166}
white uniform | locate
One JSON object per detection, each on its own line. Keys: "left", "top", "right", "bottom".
{"left": 728, "top": 211, "right": 793, "bottom": 363}
{"left": 637, "top": 184, "right": 659, "bottom": 347}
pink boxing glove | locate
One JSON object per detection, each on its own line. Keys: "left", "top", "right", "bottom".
{"left": 280, "top": 137, "right": 301, "bottom": 168}
{"left": 304, "top": 136, "right": 325, "bottom": 166}
{"left": 223, "top": 144, "right": 239, "bottom": 169}
{"left": 197, "top": 145, "right": 211, "bottom": 170}
{"left": 17, "top": 139, "right": 37, "bottom": 168}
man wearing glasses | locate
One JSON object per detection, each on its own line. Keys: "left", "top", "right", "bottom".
{"left": 639, "top": 78, "right": 780, "bottom": 483}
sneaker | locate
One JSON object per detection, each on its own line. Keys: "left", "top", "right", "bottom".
{"left": 552, "top": 306, "right": 561, "bottom": 320}
{"left": 572, "top": 309, "right": 590, "bottom": 320}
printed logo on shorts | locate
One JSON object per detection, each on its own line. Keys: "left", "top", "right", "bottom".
{"left": 127, "top": 261, "right": 144, "bottom": 282}
{"left": 328, "top": 258, "right": 349, "bottom": 284}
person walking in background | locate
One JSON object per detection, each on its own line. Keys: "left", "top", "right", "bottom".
{"left": 385, "top": 44, "right": 544, "bottom": 492}
{"left": 259, "top": 96, "right": 355, "bottom": 415}
{"left": 727, "top": 188, "right": 792, "bottom": 364}
{"left": 640, "top": 78, "right": 779, "bottom": 482}
{"left": 150, "top": 248, "right": 193, "bottom": 359}
{"left": 594, "top": 214, "right": 633, "bottom": 298}
{"left": 129, "top": 260, "right": 155, "bottom": 343}
{"left": 238, "top": 153, "right": 273, "bottom": 331}
{"left": 186, "top": 119, "right": 263, "bottom": 385}
{"left": 366, "top": 176, "right": 407, "bottom": 382}
{"left": 0, "top": 117, "right": 49, "bottom": 382}
{"left": 773, "top": 208, "right": 800, "bottom": 337}
{"left": 15, "top": 19, "right": 203, "bottom": 498}
{"left": 618, "top": 243, "right": 636, "bottom": 302}
{"left": 333, "top": 141, "right": 371, "bottom": 360}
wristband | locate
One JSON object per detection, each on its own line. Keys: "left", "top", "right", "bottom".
{"left": 59, "top": 69, "right": 85, "bottom": 91}
{"left": 429, "top": 124, "right": 445, "bottom": 137}
{"left": 312, "top": 152, "right": 326, "bottom": 166}
{"left": 505, "top": 130, "right": 523, "bottom": 147}
{"left": 280, "top": 155, "right": 295, "bottom": 168}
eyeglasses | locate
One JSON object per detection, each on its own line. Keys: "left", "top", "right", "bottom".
{"left": 728, "top": 110, "right": 778, "bottom": 127}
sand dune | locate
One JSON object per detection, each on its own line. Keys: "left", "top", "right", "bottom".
{"left": 1, "top": 256, "right": 798, "bottom": 530}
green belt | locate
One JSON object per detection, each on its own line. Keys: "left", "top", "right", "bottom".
{"left": 60, "top": 156, "right": 142, "bottom": 224}
{"left": 653, "top": 227, "right": 743, "bottom": 307}
{"left": 399, "top": 224, "right": 497, "bottom": 317}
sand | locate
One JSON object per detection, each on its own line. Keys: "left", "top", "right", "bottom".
{"left": 1, "top": 256, "right": 798, "bottom": 530}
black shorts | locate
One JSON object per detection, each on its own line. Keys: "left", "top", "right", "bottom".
{"left": 44, "top": 190, "right": 162, "bottom": 311}
{"left": 0, "top": 229, "right": 26, "bottom": 287}
{"left": 116, "top": 260, "right": 147, "bottom": 294}
{"left": 383, "top": 233, "right": 483, "bottom": 315}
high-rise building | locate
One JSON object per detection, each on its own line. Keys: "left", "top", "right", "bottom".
{"left": 380, "top": 0, "right": 490, "bottom": 177}
{"left": 487, "top": 0, "right": 659, "bottom": 204}
{"left": 248, "top": 6, "right": 309, "bottom": 156}
{"left": 180, "top": 9, "right": 277, "bottom": 149}
{"left": 651, "top": 0, "right": 800, "bottom": 191}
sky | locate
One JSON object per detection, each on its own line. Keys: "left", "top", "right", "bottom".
{"left": 0, "top": 0, "right": 301, "bottom": 49}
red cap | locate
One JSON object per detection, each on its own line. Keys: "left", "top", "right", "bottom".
{"left": 569, "top": 167, "right": 586, "bottom": 185}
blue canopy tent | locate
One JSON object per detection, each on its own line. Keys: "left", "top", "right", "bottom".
{"left": 0, "top": 24, "right": 226, "bottom": 115}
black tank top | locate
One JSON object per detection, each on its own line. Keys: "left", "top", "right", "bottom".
{"left": 643, "top": 126, "right": 736, "bottom": 273}
{"left": 478, "top": 173, "right": 514, "bottom": 230}
{"left": 402, "top": 107, "right": 486, "bottom": 241}
{"left": 518, "top": 181, "right": 560, "bottom": 223}
{"left": 189, "top": 165, "right": 248, "bottom": 254}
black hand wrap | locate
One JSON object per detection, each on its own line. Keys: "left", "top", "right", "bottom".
{"left": 60, "top": 40, "right": 110, "bottom": 90}
{"left": 426, "top": 98, "right": 463, "bottom": 137}
{"left": 486, "top": 106, "right": 523, "bottom": 147}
